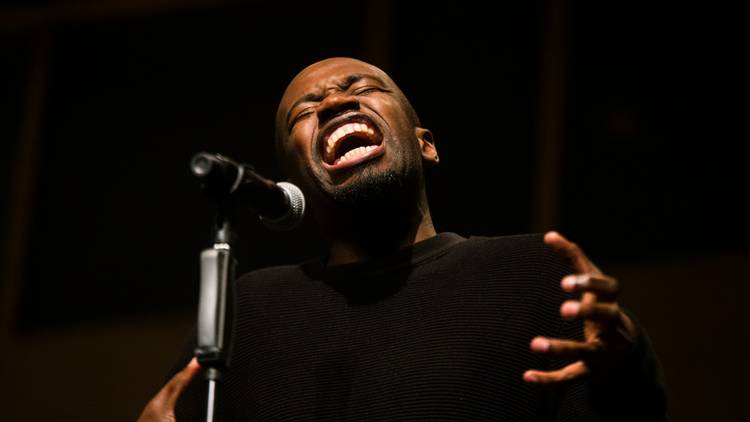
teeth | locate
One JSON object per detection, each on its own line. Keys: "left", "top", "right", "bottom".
{"left": 334, "top": 145, "right": 378, "bottom": 165}
{"left": 324, "top": 122, "right": 378, "bottom": 159}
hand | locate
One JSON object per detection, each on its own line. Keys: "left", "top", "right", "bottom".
{"left": 137, "top": 358, "right": 201, "bottom": 422}
{"left": 523, "top": 231, "right": 638, "bottom": 384}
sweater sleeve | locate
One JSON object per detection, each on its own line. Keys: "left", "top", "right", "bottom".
{"left": 552, "top": 307, "right": 669, "bottom": 421}
{"left": 584, "top": 309, "right": 669, "bottom": 421}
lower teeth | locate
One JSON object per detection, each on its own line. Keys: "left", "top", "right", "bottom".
{"left": 336, "top": 145, "right": 375, "bottom": 164}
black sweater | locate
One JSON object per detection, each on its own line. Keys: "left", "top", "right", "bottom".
{"left": 172, "top": 233, "right": 667, "bottom": 421}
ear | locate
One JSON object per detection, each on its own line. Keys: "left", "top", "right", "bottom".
{"left": 415, "top": 127, "right": 439, "bottom": 166}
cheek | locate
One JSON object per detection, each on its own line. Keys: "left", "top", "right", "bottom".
{"left": 289, "top": 120, "right": 317, "bottom": 156}
{"left": 383, "top": 115, "right": 418, "bottom": 151}
{"left": 284, "top": 126, "right": 322, "bottom": 182}
{"left": 378, "top": 101, "right": 414, "bottom": 133}
{"left": 284, "top": 139, "right": 310, "bottom": 169}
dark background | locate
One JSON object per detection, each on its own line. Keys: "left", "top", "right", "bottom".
{"left": 1, "top": 1, "right": 747, "bottom": 420}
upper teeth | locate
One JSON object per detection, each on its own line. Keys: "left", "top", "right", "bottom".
{"left": 325, "top": 122, "right": 376, "bottom": 157}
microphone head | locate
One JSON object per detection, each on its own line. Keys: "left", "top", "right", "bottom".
{"left": 190, "top": 153, "right": 213, "bottom": 177}
{"left": 260, "top": 182, "right": 306, "bottom": 231}
{"left": 190, "top": 152, "right": 242, "bottom": 198}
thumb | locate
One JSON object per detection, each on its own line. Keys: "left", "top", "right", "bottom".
{"left": 162, "top": 358, "right": 202, "bottom": 410}
{"left": 138, "top": 358, "right": 201, "bottom": 422}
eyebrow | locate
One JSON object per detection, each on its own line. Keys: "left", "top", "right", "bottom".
{"left": 285, "top": 73, "right": 387, "bottom": 127}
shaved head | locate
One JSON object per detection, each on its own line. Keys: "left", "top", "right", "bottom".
{"left": 270, "top": 57, "right": 438, "bottom": 264}
{"left": 275, "top": 58, "right": 420, "bottom": 165}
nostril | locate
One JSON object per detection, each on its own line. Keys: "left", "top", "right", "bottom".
{"left": 317, "top": 96, "right": 360, "bottom": 125}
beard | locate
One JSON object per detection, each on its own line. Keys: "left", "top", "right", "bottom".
{"left": 323, "top": 161, "right": 424, "bottom": 245}
{"left": 330, "top": 163, "right": 419, "bottom": 210}
{"left": 332, "top": 167, "right": 403, "bottom": 204}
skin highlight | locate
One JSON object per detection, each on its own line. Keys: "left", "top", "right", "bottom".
{"left": 274, "top": 58, "right": 438, "bottom": 266}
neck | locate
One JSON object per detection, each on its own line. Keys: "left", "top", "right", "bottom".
{"left": 319, "top": 190, "right": 437, "bottom": 267}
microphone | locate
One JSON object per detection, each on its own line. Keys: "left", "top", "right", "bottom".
{"left": 190, "top": 152, "right": 305, "bottom": 231}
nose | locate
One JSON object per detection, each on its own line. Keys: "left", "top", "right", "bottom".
{"left": 316, "top": 93, "right": 360, "bottom": 126}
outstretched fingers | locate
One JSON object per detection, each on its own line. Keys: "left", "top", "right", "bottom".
{"left": 523, "top": 337, "right": 598, "bottom": 384}
{"left": 523, "top": 361, "right": 589, "bottom": 384}
{"left": 529, "top": 336, "right": 604, "bottom": 359}
{"left": 544, "top": 231, "right": 599, "bottom": 275}
{"left": 560, "top": 300, "right": 621, "bottom": 323}
{"left": 561, "top": 274, "right": 619, "bottom": 302}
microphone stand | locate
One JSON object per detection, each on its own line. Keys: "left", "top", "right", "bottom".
{"left": 194, "top": 207, "right": 236, "bottom": 422}
{"left": 188, "top": 151, "right": 304, "bottom": 421}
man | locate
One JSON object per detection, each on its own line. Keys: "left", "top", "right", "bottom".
{"left": 139, "top": 57, "right": 666, "bottom": 421}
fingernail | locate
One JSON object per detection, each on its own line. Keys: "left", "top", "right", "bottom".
{"left": 524, "top": 372, "right": 539, "bottom": 383}
{"left": 561, "top": 301, "right": 580, "bottom": 318}
{"left": 531, "top": 337, "right": 550, "bottom": 352}
{"left": 562, "top": 276, "right": 576, "bottom": 290}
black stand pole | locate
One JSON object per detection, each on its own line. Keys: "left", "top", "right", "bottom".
{"left": 194, "top": 211, "right": 235, "bottom": 422}
{"left": 188, "top": 151, "right": 305, "bottom": 421}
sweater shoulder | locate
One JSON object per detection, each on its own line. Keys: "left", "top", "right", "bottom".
{"left": 234, "top": 263, "right": 308, "bottom": 292}
{"left": 465, "top": 232, "right": 545, "bottom": 249}
{"left": 461, "top": 233, "right": 566, "bottom": 264}
{"left": 448, "top": 233, "right": 573, "bottom": 286}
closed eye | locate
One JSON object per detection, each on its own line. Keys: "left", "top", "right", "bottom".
{"left": 289, "top": 108, "right": 315, "bottom": 130}
{"left": 353, "top": 86, "right": 381, "bottom": 95}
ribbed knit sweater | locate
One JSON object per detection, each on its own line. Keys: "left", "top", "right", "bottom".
{"left": 172, "top": 233, "right": 666, "bottom": 421}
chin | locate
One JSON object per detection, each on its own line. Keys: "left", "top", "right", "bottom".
{"left": 331, "top": 164, "right": 419, "bottom": 210}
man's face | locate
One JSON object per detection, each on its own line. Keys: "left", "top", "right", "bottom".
{"left": 276, "top": 58, "right": 435, "bottom": 206}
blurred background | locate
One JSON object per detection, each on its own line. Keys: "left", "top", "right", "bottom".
{"left": 1, "top": 0, "right": 747, "bottom": 420}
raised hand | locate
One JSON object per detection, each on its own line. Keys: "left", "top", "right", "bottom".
{"left": 523, "top": 231, "right": 638, "bottom": 384}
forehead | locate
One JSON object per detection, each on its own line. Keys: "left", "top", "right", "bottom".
{"left": 279, "top": 59, "right": 390, "bottom": 113}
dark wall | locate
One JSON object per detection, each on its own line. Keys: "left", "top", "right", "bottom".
{"left": 1, "top": 1, "right": 746, "bottom": 421}
{"left": 12, "top": 1, "right": 553, "bottom": 331}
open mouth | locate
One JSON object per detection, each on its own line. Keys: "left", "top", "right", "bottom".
{"left": 319, "top": 116, "right": 384, "bottom": 170}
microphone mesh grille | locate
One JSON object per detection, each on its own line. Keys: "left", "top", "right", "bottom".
{"left": 260, "top": 182, "right": 306, "bottom": 231}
